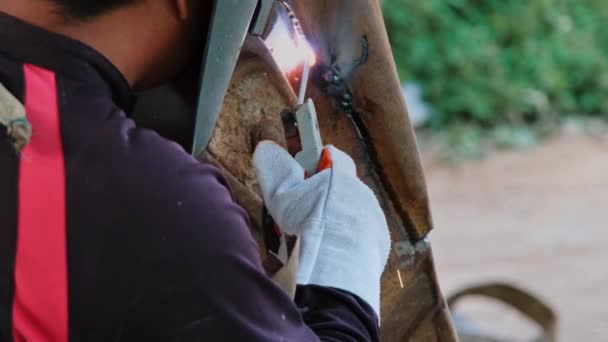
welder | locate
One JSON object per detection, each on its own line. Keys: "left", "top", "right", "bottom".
{"left": 0, "top": 1, "right": 391, "bottom": 341}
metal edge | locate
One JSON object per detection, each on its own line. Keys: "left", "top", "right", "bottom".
{"left": 192, "top": 0, "right": 259, "bottom": 157}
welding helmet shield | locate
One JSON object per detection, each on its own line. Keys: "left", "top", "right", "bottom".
{"left": 192, "top": 0, "right": 274, "bottom": 157}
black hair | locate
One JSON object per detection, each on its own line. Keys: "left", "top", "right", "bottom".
{"left": 49, "top": 0, "right": 140, "bottom": 20}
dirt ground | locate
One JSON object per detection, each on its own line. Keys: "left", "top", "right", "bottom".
{"left": 422, "top": 133, "right": 608, "bottom": 341}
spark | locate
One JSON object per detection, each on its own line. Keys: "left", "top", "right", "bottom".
{"left": 265, "top": 16, "right": 316, "bottom": 74}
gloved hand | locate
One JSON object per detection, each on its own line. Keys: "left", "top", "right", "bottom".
{"left": 253, "top": 141, "right": 391, "bottom": 315}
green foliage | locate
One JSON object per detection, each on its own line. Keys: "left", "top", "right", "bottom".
{"left": 382, "top": 0, "right": 608, "bottom": 134}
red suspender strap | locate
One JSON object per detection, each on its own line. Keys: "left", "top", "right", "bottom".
{"left": 12, "top": 65, "right": 68, "bottom": 342}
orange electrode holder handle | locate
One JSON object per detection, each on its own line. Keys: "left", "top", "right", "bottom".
{"left": 316, "top": 148, "right": 333, "bottom": 173}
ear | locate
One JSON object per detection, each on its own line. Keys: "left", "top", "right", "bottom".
{"left": 174, "top": 0, "right": 190, "bottom": 20}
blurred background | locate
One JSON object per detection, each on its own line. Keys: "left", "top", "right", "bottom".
{"left": 382, "top": 1, "right": 608, "bottom": 341}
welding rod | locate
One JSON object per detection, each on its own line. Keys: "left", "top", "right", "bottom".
{"left": 298, "top": 60, "right": 311, "bottom": 105}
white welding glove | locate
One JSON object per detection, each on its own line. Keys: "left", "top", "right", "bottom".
{"left": 253, "top": 141, "right": 391, "bottom": 315}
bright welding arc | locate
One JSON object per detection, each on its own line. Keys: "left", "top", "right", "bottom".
{"left": 265, "top": 0, "right": 316, "bottom": 75}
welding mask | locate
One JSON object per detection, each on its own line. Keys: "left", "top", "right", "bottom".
{"left": 192, "top": 0, "right": 274, "bottom": 157}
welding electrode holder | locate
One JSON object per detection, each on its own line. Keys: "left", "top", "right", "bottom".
{"left": 262, "top": 99, "right": 324, "bottom": 263}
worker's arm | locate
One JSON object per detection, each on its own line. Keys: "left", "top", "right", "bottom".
{"left": 117, "top": 152, "right": 381, "bottom": 341}
{"left": 295, "top": 285, "right": 381, "bottom": 341}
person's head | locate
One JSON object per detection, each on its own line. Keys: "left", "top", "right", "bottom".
{"left": 0, "top": 0, "right": 212, "bottom": 89}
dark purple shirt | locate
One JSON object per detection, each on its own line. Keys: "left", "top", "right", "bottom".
{"left": 0, "top": 12, "right": 378, "bottom": 341}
